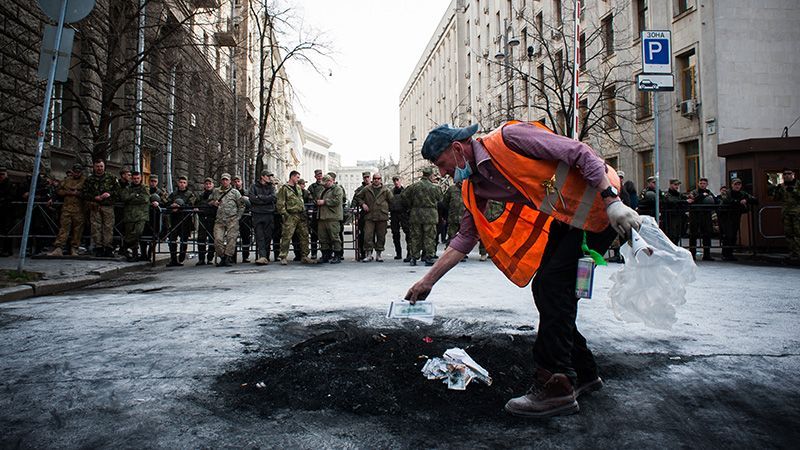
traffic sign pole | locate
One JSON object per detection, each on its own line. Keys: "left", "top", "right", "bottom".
{"left": 17, "top": 0, "right": 69, "bottom": 273}
{"left": 654, "top": 93, "right": 660, "bottom": 225}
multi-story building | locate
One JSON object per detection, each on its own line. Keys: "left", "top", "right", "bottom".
{"left": 299, "top": 126, "right": 333, "bottom": 181}
{"left": 0, "top": 0, "right": 303, "bottom": 189}
{"left": 400, "top": 0, "right": 800, "bottom": 191}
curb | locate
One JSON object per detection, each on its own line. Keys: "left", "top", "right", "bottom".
{"left": 0, "top": 259, "right": 165, "bottom": 304}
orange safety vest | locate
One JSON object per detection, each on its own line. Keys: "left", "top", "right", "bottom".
{"left": 462, "top": 121, "right": 620, "bottom": 287}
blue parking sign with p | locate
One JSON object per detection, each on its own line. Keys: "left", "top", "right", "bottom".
{"left": 642, "top": 31, "right": 672, "bottom": 74}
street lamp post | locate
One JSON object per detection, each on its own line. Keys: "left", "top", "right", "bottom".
{"left": 495, "top": 19, "right": 520, "bottom": 121}
{"left": 409, "top": 126, "right": 417, "bottom": 179}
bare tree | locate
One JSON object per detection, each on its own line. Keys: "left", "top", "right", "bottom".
{"left": 247, "top": 0, "right": 331, "bottom": 175}
{"left": 471, "top": 0, "right": 643, "bottom": 151}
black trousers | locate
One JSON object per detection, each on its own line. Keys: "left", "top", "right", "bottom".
{"left": 196, "top": 217, "right": 215, "bottom": 262}
{"left": 239, "top": 215, "right": 252, "bottom": 259}
{"left": 168, "top": 212, "right": 192, "bottom": 259}
{"left": 530, "top": 221, "right": 616, "bottom": 385}
{"left": 252, "top": 213, "right": 274, "bottom": 259}
{"left": 390, "top": 214, "right": 409, "bottom": 256}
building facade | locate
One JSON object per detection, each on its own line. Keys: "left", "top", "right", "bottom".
{"left": 399, "top": 0, "right": 800, "bottom": 192}
{"left": 0, "top": 0, "right": 304, "bottom": 190}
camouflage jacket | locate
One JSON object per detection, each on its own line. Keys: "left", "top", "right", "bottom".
{"left": 308, "top": 181, "right": 326, "bottom": 201}
{"left": 82, "top": 172, "right": 118, "bottom": 206}
{"left": 119, "top": 183, "right": 150, "bottom": 222}
{"left": 211, "top": 186, "right": 243, "bottom": 220}
{"left": 443, "top": 183, "right": 465, "bottom": 224}
{"left": 401, "top": 178, "right": 442, "bottom": 224}
{"left": 166, "top": 188, "right": 196, "bottom": 212}
{"left": 351, "top": 183, "right": 369, "bottom": 208}
{"left": 149, "top": 186, "right": 168, "bottom": 204}
{"left": 277, "top": 183, "right": 305, "bottom": 216}
{"left": 721, "top": 189, "right": 755, "bottom": 214}
{"left": 355, "top": 184, "right": 393, "bottom": 221}
{"left": 484, "top": 200, "right": 505, "bottom": 222}
{"left": 316, "top": 184, "right": 344, "bottom": 221}
{"left": 773, "top": 180, "right": 799, "bottom": 212}
{"left": 56, "top": 175, "right": 85, "bottom": 211}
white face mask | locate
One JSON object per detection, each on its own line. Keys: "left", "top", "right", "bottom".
{"left": 452, "top": 147, "right": 472, "bottom": 183}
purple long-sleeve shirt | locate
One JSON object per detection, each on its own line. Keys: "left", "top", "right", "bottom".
{"left": 448, "top": 122, "right": 609, "bottom": 254}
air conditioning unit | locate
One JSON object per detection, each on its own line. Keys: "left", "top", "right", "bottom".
{"left": 493, "top": 35, "right": 500, "bottom": 44}
{"left": 550, "top": 29, "right": 561, "bottom": 40}
{"left": 483, "top": 6, "right": 489, "bottom": 14}
{"left": 474, "top": 17, "right": 480, "bottom": 24}
{"left": 680, "top": 99, "right": 697, "bottom": 116}
{"left": 465, "top": 72, "right": 471, "bottom": 79}
{"left": 475, "top": 95, "right": 481, "bottom": 103}
{"left": 482, "top": 48, "right": 489, "bottom": 57}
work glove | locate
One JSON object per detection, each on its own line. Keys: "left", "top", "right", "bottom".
{"left": 606, "top": 200, "right": 642, "bottom": 239}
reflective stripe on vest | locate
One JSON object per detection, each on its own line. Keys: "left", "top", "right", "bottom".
{"left": 477, "top": 121, "right": 620, "bottom": 233}
{"left": 461, "top": 180, "right": 553, "bottom": 287}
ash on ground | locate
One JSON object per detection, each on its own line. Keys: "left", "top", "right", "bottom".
{"left": 216, "top": 319, "right": 540, "bottom": 420}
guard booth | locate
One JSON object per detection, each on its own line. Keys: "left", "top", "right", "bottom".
{"left": 717, "top": 137, "right": 800, "bottom": 251}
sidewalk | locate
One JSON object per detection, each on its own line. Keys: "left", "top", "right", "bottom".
{"left": 0, "top": 254, "right": 166, "bottom": 302}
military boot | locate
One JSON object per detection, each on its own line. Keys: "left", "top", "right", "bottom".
{"left": 47, "top": 247, "right": 63, "bottom": 257}
{"left": 375, "top": 251, "right": 383, "bottom": 262}
{"left": 504, "top": 369, "right": 579, "bottom": 418}
{"left": 139, "top": 242, "right": 150, "bottom": 261}
{"left": 178, "top": 244, "right": 188, "bottom": 263}
{"left": 320, "top": 251, "right": 331, "bottom": 263}
{"left": 330, "top": 253, "right": 341, "bottom": 264}
{"left": 126, "top": 247, "right": 139, "bottom": 263}
{"left": 167, "top": 243, "right": 181, "bottom": 267}
{"left": 196, "top": 255, "right": 206, "bottom": 266}
{"left": 217, "top": 255, "right": 231, "bottom": 267}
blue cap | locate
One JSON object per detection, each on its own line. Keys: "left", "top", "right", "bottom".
{"left": 421, "top": 123, "right": 479, "bottom": 162}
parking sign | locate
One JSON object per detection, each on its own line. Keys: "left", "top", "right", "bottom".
{"left": 642, "top": 30, "right": 672, "bottom": 74}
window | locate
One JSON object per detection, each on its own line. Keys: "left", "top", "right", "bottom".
{"left": 674, "top": 0, "right": 692, "bottom": 16}
{"left": 603, "top": 85, "right": 617, "bottom": 130}
{"left": 556, "top": 109, "right": 566, "bottom": 135}
{"left": 683, "top": 140, "right": 700, "bottom": 188}
{"left": 606, "top": 156, "right": 619, "bottom": 171}
{"left": 553, "top": 0, "right": 563, "bottom": 28}
{"left": 555, "top": 50, "right": 563, "bottom": 81}
{"left": 636, "top": 74, "right": 652, "bottom": 119}
{"left": 579, "top": 33, "right": 586, "bottom": 69}
{"left": 601, "top": 15, "right": 614, "bottom": 56}
{"left": 537, "top": 63, "right": 545, "bottom": 95}
{"left": 535, "top": 12, "right": 543, "bottom": 37}
{"left": 634, "top": 0, "right": 647, "bottom": 36}
{"left": 641, "top": 150, "right": 654, "bottom": 185}
{"left": 677, "top": 50, "right": 697, "bottom": 101}
{"left": 578, "top": 98, "right": 588, "bottom": 138}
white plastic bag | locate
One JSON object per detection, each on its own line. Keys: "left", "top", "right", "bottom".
{"left": 607, "top": 216, "right": 696, "bottom": 329}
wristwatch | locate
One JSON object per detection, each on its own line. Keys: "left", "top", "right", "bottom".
{"left": 600, "top": 185, "right": 619, "bottom": 199}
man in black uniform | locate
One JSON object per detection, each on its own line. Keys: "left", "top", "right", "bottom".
{"left": 687, "top": 177, "right": 718, "bottom": 261}
{"left": 719, "top": 178, "right": 755, "bottom": 261}
{"left": 196, "top": 177, "right": 217, "bottom": 265}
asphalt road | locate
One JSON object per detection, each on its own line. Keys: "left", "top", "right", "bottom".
{"left": 1, "top": 254, "right": 798, "bottom": 449}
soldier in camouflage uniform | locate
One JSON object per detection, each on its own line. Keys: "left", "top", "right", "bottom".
{"left": 211, "top": 173, "right": 244, "bottom": 267}
{"left": 351, "top": 171, "right": 371, "bottom": 260}
{"left": 315, "top": 175, "right": 344, "bottom": 263}
{"left": 233, "top": 175, "right": 252, "bottom": 263}
{"left": 307, "top": 169, "right": 326, "bottom": 258}
{"left": 119, "top": 172, "right": 151, "bottom": 261}
{"left": 354, "top": 173, "right": 393, "bottom": 262}
{"left": 165, "top": 176, "right": 196, "bottom": 267}
{"left": 443, "top": 181, "right": 465, "bottom": 246}
{"left": 772, "top": 168, "right": 800, "bottom": 260}
{"left": 277, "top": 170, "right": 315, "bottom": 265}
{"left": 49, "top": 163, "right": 86, "bottom": 256}
{"left": 328, "top": 171, "right": 348, "bottom": 261}
{"left": 82, "top": 159, "right": 118, "bottom": 257}
{"left": 478, "top": 200, "right": 506, "bottom": 260}
{"left": 401, "top": 167, "right": 442, "bottom": 266}
{"left": 196, "top": 178, "right": 217, "bottom": 265}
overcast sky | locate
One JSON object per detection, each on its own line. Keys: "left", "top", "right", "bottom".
{"left": 286, "top": 0, "right": 451, "bottom": 166}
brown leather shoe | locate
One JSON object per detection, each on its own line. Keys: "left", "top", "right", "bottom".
{"left": 504, "top": 369, "right": 579, "bottom": 418}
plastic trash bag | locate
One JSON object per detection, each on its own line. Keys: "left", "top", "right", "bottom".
{"left": 607, "top": 216, "right": 696, "bottom": 329}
